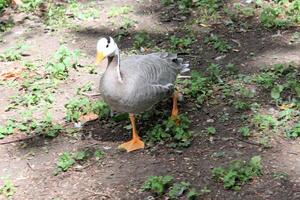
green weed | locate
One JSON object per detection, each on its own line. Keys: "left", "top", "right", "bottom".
{"left": 0, "top": 44, "right": 28, "bottom": 62}
{"left": 286, "top": 122, "right": 300, "bottom": 139}
{"left": 169, "top": 35, "right": 194, "bottom": 51}
{"left": 19, "top": 0, "right": 42, "bottom": 12}
{"left": 0, "top": 178, "right": 15, "bottom": 197}
{"left": 65, "top": 97, "right": 109, "bottom": 122}
{"left": 212, "top": 155, "right": 262, "bottom": 190}
{"left": 182, "top": 71, "right": 211, "bottom": 104}
{"left": 0, "top": 0, "right": 9, "bottom": 12}
{"left": 108, "top": 6, "right": 133, "bottom": 18}
{"left": 206, "top": 126, "right": 216, "bottom": 135}
{"left": 142, "top": 175, "right": 173, "bottom": 195}
{"left": 206, "top": 63, "right": 222, "bottom": 83}
{"left": 147, "top": 114, "right": 192, "bottom": 148}
{"left": 204, "top": 34, "right": 231, "bottom": 53}
{"left": 168, "top": 181, "right": 190, "bottom": 199}
{"left": 45, "top": 45, "right": 79, "bottom": 80}
{"left": 252, "top": 114, "right": 278, "bottom": 131}
{"left": 56, "top": 152, "right": 75, "bottom": 172}
{"left": 142, "top": 176, "right": 199, "bottom": 199}
{"left": 77, "top": 82, "right": 92, "bottom": 95}
{"left": 0, "top": 120, "right": 15, "bottom": 139}
{"left": 67, "top": 1, "right": 99, "bottom": 20}
{"left": 133, "top": 32, "right": 152, "bottom": 49}
{"left": 239, "top": 126, "right": 250, "bottom": 137}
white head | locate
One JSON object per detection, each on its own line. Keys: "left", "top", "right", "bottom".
{"left": 95, "top": 37, "right": 118, "bottom": 64}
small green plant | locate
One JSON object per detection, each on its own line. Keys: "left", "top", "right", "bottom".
{"left": 56, "top": 152, "right": 75, "bottom": 172}
{"left": 108, "top": 6, "right": 133, "bottom": 17}
{"left": 271, "top": 84, "right": 284, "bottom": 101}
{"left": 206, "top": 63, "right": 222, "bottom": 83}
{"left": 286, "top": 122, "right": 300, "bottom": 139}
{"left": 133, "top": 32, "right": 152, "bottom": 49}
{"left": 252, "top": 114, "right": 278, "bottom": 131}
{"left": 19, "top": 0, "right": 42, "bottom": 12}
{"left": 0, "top": 120, "right": 15, "bottom": 139}
{"left": 212, "top": 156, "right": 262, "bottom": 190}
{"left": 168, "top": 181, "right": 190, "bottom": 199}
{"left": 204, "top": 34, "right": 231, "bottom": 53}
{"left": 169, "top": 35, "right": 194, "bottom": 51}
{"left": 239, "top": 126, "right": 250, "bottom": 137}
{"left": 252, "top": 71, "right": 278, "bottom": 89}
{"left": 67, "top": 1, "right": 99, "bottom": 20}
{"left": 94, "top": 150, "right": 104, "bottom": 160}
{"left": 0, "top": 44, "right": 28, "bottom": 61}
{"left": 142, "top": 176, "right": 199, "bottom": 199}
{"left": 77, "top": 82, "right": 92, "bottom": 95}
{"left": 0, "top": 178, "right": 16, "bottom": 197}
{"left": 233, "top": 100, "right": 250, "bottom": 111}
{"left": 45, "top": 4, "right": 68, "bottom": 28}
{"left": 65, "top": 97, "right": 109, "bottom": 122}
{"left": 206, "top": 126, "right": 216, "bottom": 135}
{"left": 0, "top": 0, "right": 9, "bottom": 12}
{"left": 147, "top": 114, "right": 192, "bottom": 148}
{"left": 45, "top": 45, "right": 79, "bottom": 80}
{"left": 260, "top": 6, "right": 289, "bottom": 28}
{"left": 182, "top": 71, "right": 211, "bottom": 104}
{"left": 142, "top": 175, "right": 173, "bottom": 195}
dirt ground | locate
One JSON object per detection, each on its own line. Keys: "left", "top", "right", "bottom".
{"left": 1, "top": 0, "right": 300, "bottom": 199}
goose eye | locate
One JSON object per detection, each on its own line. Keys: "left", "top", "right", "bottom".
{"left": 106, "top": 44, "right": 109, "bottom": 48}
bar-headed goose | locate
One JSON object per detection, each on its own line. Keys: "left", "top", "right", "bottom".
{"left": 95, "top": 36, "right": 189, "bottom": 152}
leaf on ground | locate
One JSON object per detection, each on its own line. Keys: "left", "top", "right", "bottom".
{"left": 0, "top": 69, "right": 24, "bottom": 81}
{"left": 78, "top": 112, "right": 98, "bottom": 123}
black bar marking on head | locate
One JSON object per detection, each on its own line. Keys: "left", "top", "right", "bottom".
{"left": 105, "top": 36, "right": 111, "bottom": 44}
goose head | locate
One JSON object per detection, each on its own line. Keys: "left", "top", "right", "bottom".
{"left": 96, "top": 37, "right": 119, "bottom": 64}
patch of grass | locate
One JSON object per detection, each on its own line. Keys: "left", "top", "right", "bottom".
{"left": 0, "top": 120, "right": 15, "bottom": 139}
{"left": 161, "top": 0, "right": 221, "bottom": 13}
{"left": 204, "top": 34, "right": 231, "bottom": 53}
{"left": 67, "top": 1, "right": 99, "bottom": 20}
{"left": 19, "top": 0, "right": 42, "bottom": 12}
{"left": 45, "top": 45, "right": 79, "bottom": 80}
{"left": 169, "top": 35, "right": 194, "bottom": 51}
{"left": 0, "top": 44, "right": 28, "bottom": 62}
{"left": 257, "top": 1, "right": 300, "bottom": 28}
{"left": 133, "top": 31, "right": 152, "bottom": 49}
{"left": 142, "top": 175, "right": 173, "bottom": 195}
{"left": 146, "top": 114, "right": 192, "bottom": 148}
{"left": 77, "top": 82, "right": 92, "bottom": 95}
{"left": 252, "top": 114, "right": 278, "bottom": 131}
{"left": 206, "top": 63, "right": 222, "bottom": 83}
{"left": 108, "top": 6, "right": 133, "bottom": 18}
{"left": 233, "top": 100, "right": 250, "bottom": 111}
{"left": 206, "top": 126, "right": 216, "bottom": 135}
{"left": 8, "top": 78, "right": 56, "bottom": 108}
{"left": 0, "top": 18, "right": 14, "bottom": 32}
{"left": 56, "top": 152, "right": 75, "bottom": 172}
{"left": 45, "top": 4, "right": 69, "bottom": 28}
{"left": 212, "top": 155, "right": 262, "bottom": 190}
{"left": 142, "top": 176, "right": 199, "bottom": 199}
{"left": 65, "top": 97, "right": 109, "bottom": 122}
{"left": 181, "top": 71, "right": 212, "bottom": 104}
{"left": 233, "top": 3, "right": 255, "bottom": 18}
{"left": 239, "top": 126, "right": 250, "bottom": 137}
{"left": 168, "top": 181, "right": 191, "bottom": 199}
{"left": 0, "top": 0, "right": 9, "bottom": 12}
{"left": 286, "top": 122, "right": 300, "bottom": 139}
{"left": 0, "top": 178, "right": 16, "bottom": 198}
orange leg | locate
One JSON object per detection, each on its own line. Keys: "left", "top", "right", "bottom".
{"left": 171, "top": 91, "right": 179, "bottom": 119}
{"left": 118, "top": 113, "right": 145, "bottom": 152}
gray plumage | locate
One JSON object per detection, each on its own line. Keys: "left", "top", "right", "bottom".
{"left": 100, "top": 52, "right": 189, "bottom": 113}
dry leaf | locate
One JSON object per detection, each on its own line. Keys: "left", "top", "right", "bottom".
{"left": 78, "top": 112, "right": 99, "bottom": 123}
{"left": 0, "top": 69, "right": 24, "bottom": 81}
